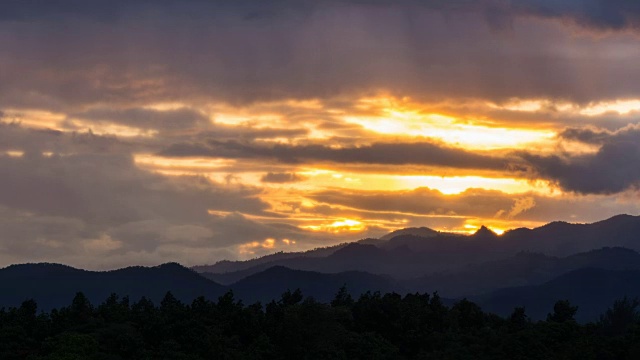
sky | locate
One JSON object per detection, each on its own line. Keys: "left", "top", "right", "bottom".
{"left": 2, "top": 0, "right": 640, "bottom": 269}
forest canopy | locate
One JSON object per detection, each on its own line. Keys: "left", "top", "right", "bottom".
{"left": 2, "top": 288, "right": 640, "bottom": 359}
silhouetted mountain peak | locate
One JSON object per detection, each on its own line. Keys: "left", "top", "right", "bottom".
{"left": 538, "top": 220, "right": 572, "bottom": 231}
{"left": 380, "top": 227, "right": 439, "bottom": 241}
{"left": 598, "top": 214, "right": 636, "bottom": 223}
{"left": 156, "top": 262, "right": 188, "bottom": 271}
{"left": 473, "top": 225, "right": 498, "bottom": 238}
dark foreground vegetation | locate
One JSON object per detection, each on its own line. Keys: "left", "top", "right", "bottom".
{"left": 3, "top": 289, "right": 640, "bottom": 359}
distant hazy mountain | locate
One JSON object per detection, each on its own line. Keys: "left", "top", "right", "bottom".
{"left": 476, "top": 268, "right": 640, "bottom": 322}
{"left": 201, "top": 243, "right": 439, "bottom": 282}
{"left": 191, "top": 226, "right": 443, "bottom": 275}
{"left": 406, "top": 247, "right": 640, "bottom": 298}
{"left": 0, "top": 262, "right": 226, "bottom": 311}
{"left": 379, "top": 227, "right": 440, "bottom": 241}
{"left": 194, "top": 214, "right": 640, "bottom": 280}
{"left": 192, "top": 242, "right": 351, "bottom": 274}
{"left": 229, "top": 266, "right": 403, "bottom": 304}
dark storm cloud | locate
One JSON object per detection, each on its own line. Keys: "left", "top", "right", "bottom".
{"left": 517, "top": 123, "right": 640, "bottom": 194}
{"left": 522, "top": 136, "right": 640, "bottom": 194}
{"left": 559, "top": 123, "right": 640, "bottom": 145}
{"left": 159, "top": 140, "right": 509, "bottom": 170}
{"left": 522, "top": 124, "right": 640, "bottom": 194}
{"left": 260, "top": 172, "right": 307, "bottom": 183}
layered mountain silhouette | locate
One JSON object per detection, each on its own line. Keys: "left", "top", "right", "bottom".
{"left": 406, "top": 246, "right": 640, "bottom": 298}
{"left": 229, "top": 266, "right": 403, "bottom": 304}
{"left": 379, "top": 226, "right": 441, "bottom": 241}
{"left": 195, "top": 214, "right": 640, "bottom": 279}
{"left": 4, "top": 215, "right": 640, "bottom": 322}
{"left": 476, "top": 268, "right": 640, "bottom": 322}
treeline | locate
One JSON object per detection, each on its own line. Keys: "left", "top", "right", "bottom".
{"left": 2, "top": 288, "right": 640, "bottom": 359}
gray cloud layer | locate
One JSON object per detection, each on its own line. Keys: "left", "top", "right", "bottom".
{"left": 2, "top": 0, "right": 640, "bottom": 110}
{"left": 159, "top": 140, "right": 510, "bottom": 170}
{"left": 260, "top": 172, "right": 307, "bottom": 183}
{"left": 2, "top": 1, "right": 640, "bottom": 31}
{"left": 522, "top": 124, "right": 640, "bottom": 194}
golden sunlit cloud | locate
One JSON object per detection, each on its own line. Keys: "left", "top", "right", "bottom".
{"left": 4, "top": 150, "right": 25, "bottom": 157}
{"left": 491, "top": 99, "right": 548, "bottom": 112}
{"left": 142, "top": 102, "right": 191, "bottom": 111}
{"left": 343, "top": 98, "right": 555, "bottom": 149}
{"left": 238, "top": 237, "right": 297, "bottom": 256}
{"left": 580, "top": 99, "right": 640, "bottom": 116}
{"left": 301, "top": 219, "right": 366, "bottom": 233}
{"left": 2, "top": 109, "right": 66, "bottom": 130}
{"left": 238, "top": 238, "right": 275, "bottom": 255}
{"left": 134, "top": 154, "right": 236, "bottom": 173}
{"left": 298, "top": 168, "right": 554, "bottom": 195}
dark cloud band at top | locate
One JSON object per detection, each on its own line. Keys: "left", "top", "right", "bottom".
{"left": 2, "top": 0, "right": 640, "bottom": 31}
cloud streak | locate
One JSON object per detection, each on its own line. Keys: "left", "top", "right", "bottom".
{"left": 159, "top": 140, "right": 510, "bottom": 170}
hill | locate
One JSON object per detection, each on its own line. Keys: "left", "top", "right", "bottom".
{"left": 379, "top": 226, "right": 440, "bottom": 241}
{"left": 229, "top": 266, "right": 403, "bottom": 304}
{"left": 406, "top": 247, "right": 640, "bottom": 298}
{"left": 476, "top": 268, "right": 640, "bottom": 322}
{"left": 0, "top": 262, "right": 226, "bottom": 311}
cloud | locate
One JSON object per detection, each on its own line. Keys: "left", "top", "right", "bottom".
{"left": 260, "top": 172, "right": 307, "bottom": 183}
{"left": 509, "top": 0, "right": 640, "bottom": 31}
{"left": 0, "top": 150, "right": 287, "bottom": 267}
{"left": 0, "top": 121, "right": 128, "bottom": 155}
{"left": 159, "top": 140, "right": 510, "bottom": 170}
{"left": 3, "top": 1, "right": 640, "bottom": 31}
{"left": 310, "top": 187, "right": 515, "bottom": 219}
{"left": 560, "top": 123, "right": 640, "bottom": 145}
{"left": 522, "top": 142, "right": 640, "bottom": 194}
{"left": 71, "top": 107, "right": 211, "bottom": 131}
{"left": 506, "top": 196, "right": 536, "bottom": 218}
{"left": 523, "top": 124, "right": 640, "bottom": 194}
{"left": 2, "top": 0, "right": 640, "bottom": 112}
{"left": 309, "top": 186, "right": 640, "bottom": 225}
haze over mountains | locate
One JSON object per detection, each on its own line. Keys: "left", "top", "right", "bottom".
{"left": 4, "top": 214, "right": 640, "bottom": 321}
{"left": 195, "top": 214, "right": 640, "bottom": 278}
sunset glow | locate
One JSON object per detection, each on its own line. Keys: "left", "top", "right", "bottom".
{"left": 344, "top": 110, "right": 555, "bottom": 150}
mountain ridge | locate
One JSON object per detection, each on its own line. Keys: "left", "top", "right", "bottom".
{"left": 193, "top": 214, "right": 640, "bottom": 278}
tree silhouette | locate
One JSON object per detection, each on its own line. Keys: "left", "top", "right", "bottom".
{"left": 547, "top": 300, "right": 578, "bottom": 323}
{"left": 0, "top": 290, "right": 639, "bottom": 358}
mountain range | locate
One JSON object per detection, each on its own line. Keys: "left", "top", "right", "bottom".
{"left": 4, "top": 214, "right": 640, "bottom": 321}
{"left": 195, "top": 214, "right": 640, "bottom": 280}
